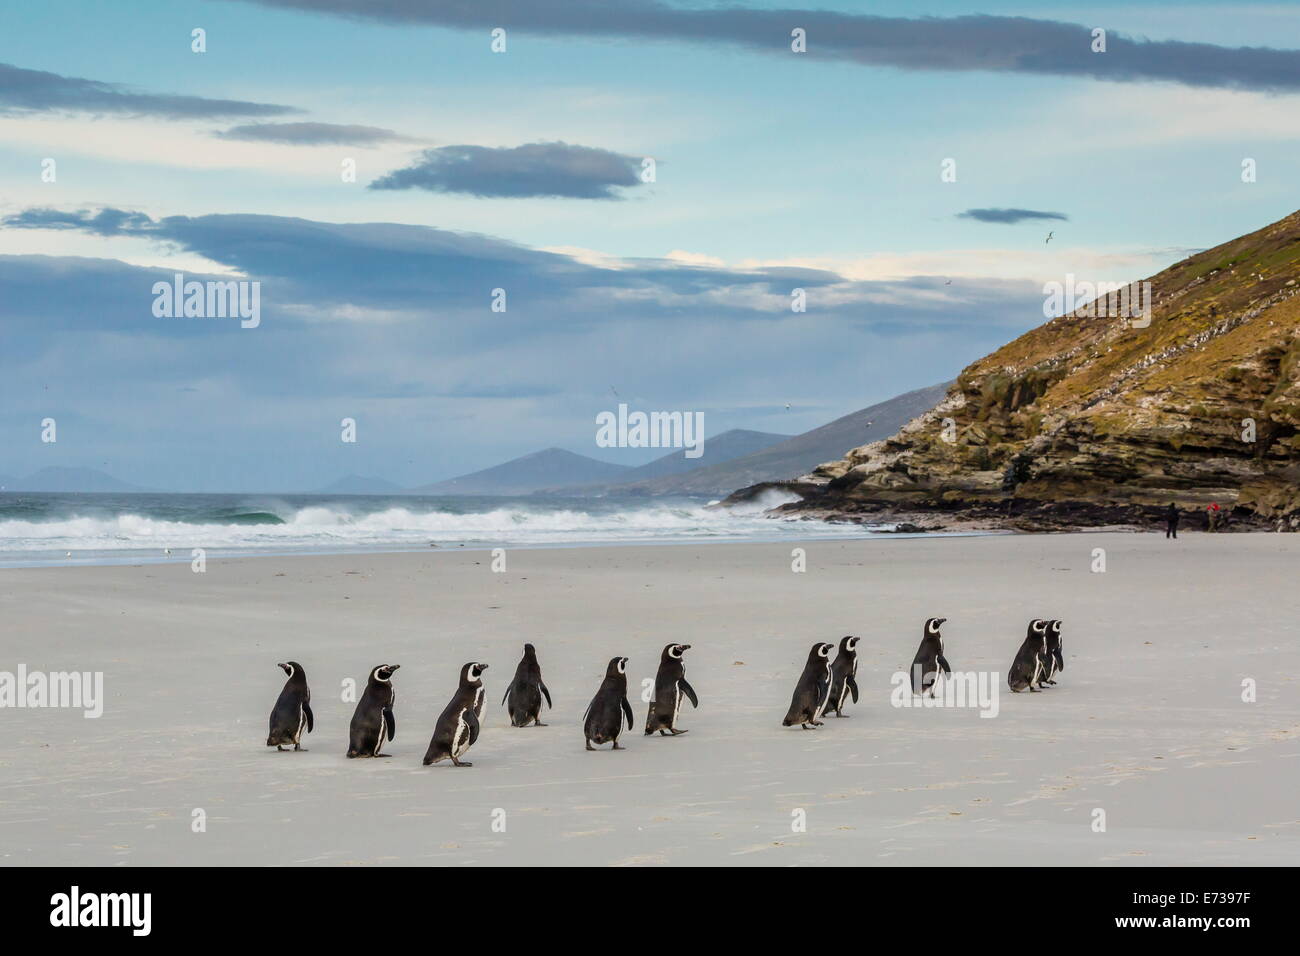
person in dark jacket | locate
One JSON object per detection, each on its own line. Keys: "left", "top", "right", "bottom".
{"left": 1165, "top": 502, "right": 1180, "bottom": 539}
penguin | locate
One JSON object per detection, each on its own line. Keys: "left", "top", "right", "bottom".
{"left": 1008, "top": 619, "right": 1047, "bottom": 693}
{"left": 502, "top": 643, "right": 552, "bottom": 727}
{"left": 644, "top": 643, "right": 698, "bottom": 736}
{"left": 347, "top": 664, "right": 399, "bottom": 758}
{"left": 1037, "top": 619, "right": 1064, "bottom": 686}
{"left": 909, "top": 617, "right": 950, "bottom": 697}
{"left": 826, "top": 636, "right": 861, "bottom": 717}
{"left": 266, "top": 660, "right": 313, "bottom": 751}
{"left": 583, "top": 656, "right": 634, "bottom": 750}
{"left": 424, "top": 662, "right": 489, "bottom": 767}
{"left": 783, "top": 642, "right": 834, "bottom": 729}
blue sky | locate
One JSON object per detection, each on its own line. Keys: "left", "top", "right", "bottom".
{"left": 2, "top": 0, "right": 1299, "bottom": 491}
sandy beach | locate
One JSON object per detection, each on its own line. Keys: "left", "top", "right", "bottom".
{"left": 1, "top": 531, "right": 1297, "bottom": 866}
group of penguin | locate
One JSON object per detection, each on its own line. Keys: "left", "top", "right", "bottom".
{"left": 266, "top": 617, "right": 1065, "bottom": 763}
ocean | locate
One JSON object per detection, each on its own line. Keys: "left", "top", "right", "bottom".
{"left": 0, "top": 490, "right": 886, "bottom": 567}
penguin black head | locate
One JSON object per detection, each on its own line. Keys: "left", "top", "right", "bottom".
{"left": 1049, "top": 620, "right": 1062, "bottom": 637}
{"left": 606, "top": 656, "right": 629, "bottom": 678}
{"left": 462, "top": 662, "right": 489, "bottom": 685}
{"left": 664, "top": 643, "right": 691, "bottom": 661}
{"left": 277, "top": 660, "right": 305, "bottom": 681}
{"left": 371, "top": 664, "right": 400, "bottom": 683}
{"left": 808, "top": 641, "right": 834, "bottom": 663}
{"left": 523, "top": 643, "right": 537, "bottom": 657}
{"left": 838, "top": 636, "right": 860, "bottom": 654}
{"left": 925, "top": 617, "right": 946, "bottom": 636}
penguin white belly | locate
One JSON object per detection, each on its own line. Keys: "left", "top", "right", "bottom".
{"left": 813, "top": 665, "right": 830, "bottom": 718}
{"left": 452, "top": 711, "right": 470, "bottom": 757}
{"left": 672, "top": 683, "right": 682, "bottom": 726}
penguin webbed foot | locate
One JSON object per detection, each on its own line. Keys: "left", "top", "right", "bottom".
{"left": 612, "top": 741, "right": 624, "bottom": 750}
{"left": 585, "top": 739, "right": 595, "bottom": 751}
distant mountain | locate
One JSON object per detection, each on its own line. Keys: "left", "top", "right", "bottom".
{"left": 316, "top": 475, "right": 405, "bottom": 495}
{"left": 580, "top": 383, "right": 952, "bottom": 497}
{"left": 545, "top": 428, "right": 790, "bottom": 494}
{"left": 2, "top": 467, "right": 149, "bottom": 493}
{"left": 408, "top": 447, "right": 631, "bottom": 496}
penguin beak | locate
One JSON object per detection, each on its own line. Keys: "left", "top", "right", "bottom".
{"left": 681, "top": 644, "right": 692, "bottom": 651}
{"left": 937, "top": 618, "right": 947, "bottom": 625}
{"left": 479, "top": 663, "right": 489, "bottom": 670}
{"left": 276, "top": 662, "right": 287, "bottom": 672}
{"left": 389, "top": 664, "right": 401, "bottom": 671}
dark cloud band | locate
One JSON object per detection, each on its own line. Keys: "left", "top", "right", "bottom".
{"left": 957, "top": 208, "right": 1068, "bottom": 225}
{"left": 215, "top": 122, "right": 414, "bottom": 146}
{"left": 0, "top": 61, "right": 297, "bottom": 119}
{"left": 369, "top": 142, "right": 644, "bottom": 199}
{"left": 227, "top": 2, "right": 1300, "bottom": 92}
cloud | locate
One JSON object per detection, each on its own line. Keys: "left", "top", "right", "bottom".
{"left": 0, "top": 204, "right": 1047, "bottom": 489}
{"left": 0, "top": 61, "right": 297, "bottom": 119}
{"left": 369, "top": 142, "right": 643, "bottom": 199}
{"left": 7, "top": 207, "right": 158, "bottom": 236}
{"left": 227, "top": 2, "right": 1300, "bottom": 92}
{"left": 214, "top": 121, "right": 414, "bottom": 146}
{"left": 2, "top": 205, "right": 1043, "bottom": 333}
{"left": 957, "top": 208, "right": 1069, "bottom": 225}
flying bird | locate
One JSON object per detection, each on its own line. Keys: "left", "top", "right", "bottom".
{"left": 1045, "top": 232, "right": 1054, "bottom": 244}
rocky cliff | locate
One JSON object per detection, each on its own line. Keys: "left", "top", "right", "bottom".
{"left": 725, "top": 209, "right": 1300, "bottom": 531}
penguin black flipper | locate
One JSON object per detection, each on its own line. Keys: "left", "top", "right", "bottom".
{"left": 680, "top": 678, "right": 699, "bottom": 708}
{"left": 303, "top": 701, "right": 314, "bottom": 733}
{"left": 466, "top": 707, "right": 480, "bottom": 746}
{"left": 937, "top": 654, "right": 952, "bottom": 675}
{"left": 384, "top": 706, "right": 396, "bottom": 741}
{"left": 847, "top": 674, "right": 859, "bottom": 703}
{"left": 540, "top": 682, "right": 552, "bottom": 709}
{"left": 1054, "top": 649, "right": 1064, "bottom": 672}
{"left": 621, "top": 696, "right": 634, "bottom": 731}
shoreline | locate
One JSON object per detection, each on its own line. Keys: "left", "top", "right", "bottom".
{"left": 0, "top": 526, "right": 1001, "bottom": 571}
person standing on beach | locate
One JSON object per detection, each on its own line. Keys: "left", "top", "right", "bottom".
{"left": 1165, "top": 502, "right": 1180, "bottom": 539}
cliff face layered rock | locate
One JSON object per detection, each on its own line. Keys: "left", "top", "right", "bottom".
{"left": 731, "top": 209, "right": 1300, "bottom": 529}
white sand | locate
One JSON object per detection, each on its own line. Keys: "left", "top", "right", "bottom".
{"left": 1, "top": 532, "right": 1297, "bottom": 866}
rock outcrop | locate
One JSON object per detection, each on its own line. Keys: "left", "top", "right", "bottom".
{"left": 724, "top": 209, "right": 1300, "bottom": 531}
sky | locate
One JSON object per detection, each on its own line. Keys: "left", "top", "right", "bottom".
{"left": 2, "top": 0, "right": 1299, "bottom": 491}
